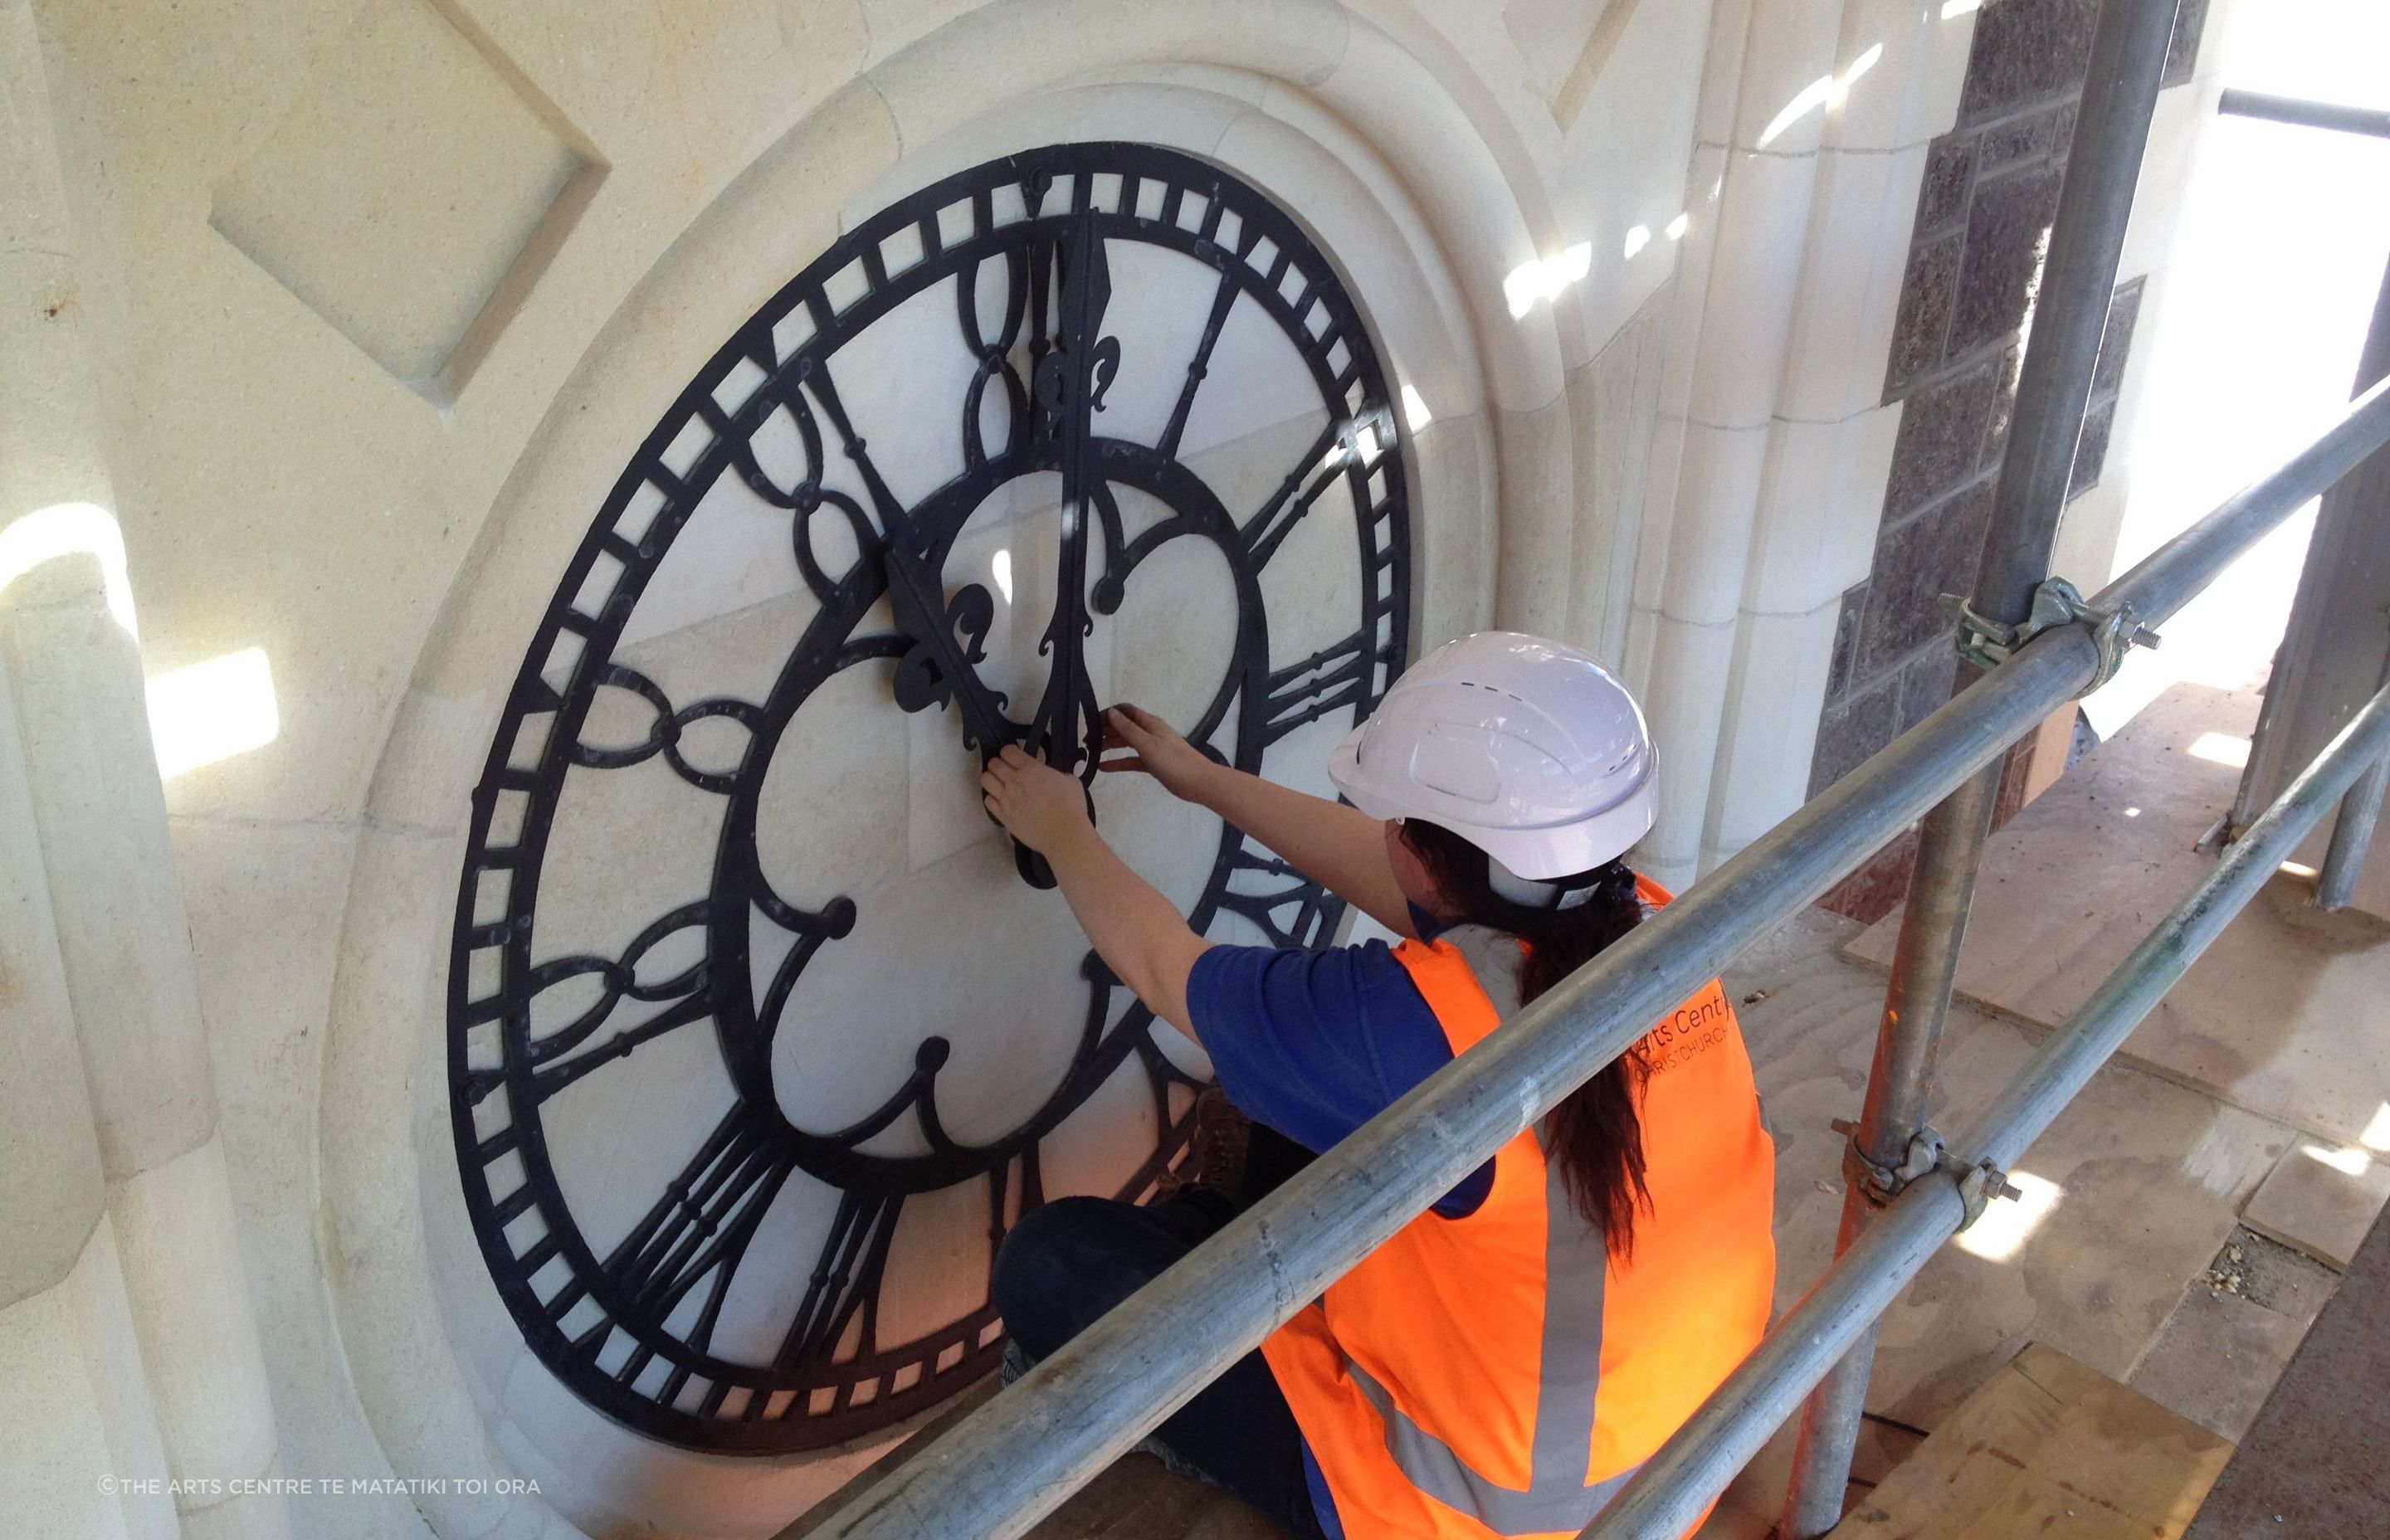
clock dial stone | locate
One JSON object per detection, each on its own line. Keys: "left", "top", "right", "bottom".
{"left": 449, "top": 144, "right": 1412, "bottom": 1453}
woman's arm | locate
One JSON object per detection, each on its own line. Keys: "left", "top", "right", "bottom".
{"left": 1102, "top": 705, "right": 1417, "bottom": 938}
{"left": 980, "top": 747, "right": 1214, "bottom": 1040}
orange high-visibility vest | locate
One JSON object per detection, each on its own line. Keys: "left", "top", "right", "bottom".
{"left": 1260, "top": 878, "right": 1776, "bottom": 1538}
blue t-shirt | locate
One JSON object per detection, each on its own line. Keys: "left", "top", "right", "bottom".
{"left": 1183, "top": 922, "right": 1495, "bottom": 1220}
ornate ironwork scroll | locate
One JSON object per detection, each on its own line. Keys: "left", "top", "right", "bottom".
{"left": 448, "top": 143, "right": 1412, "bottom": 1453}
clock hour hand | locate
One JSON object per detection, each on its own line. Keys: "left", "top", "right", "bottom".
{"left": 884, "top": 543, "right": 1014, "bottom": 755}
{"left": 882, "top": 541, "right": 1084, "bottom": 891}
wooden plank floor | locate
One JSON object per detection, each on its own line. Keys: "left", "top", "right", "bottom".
{"left": 1846, "top": 679, "right": 2390, "bottom": 1155}
{"left": 1827, "top": 1343, "right": 2231, "bottom": 1539}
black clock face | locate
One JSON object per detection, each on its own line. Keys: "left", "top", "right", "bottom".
{"left": 448, "top": 143, "right": 1412, "bottom": 1453}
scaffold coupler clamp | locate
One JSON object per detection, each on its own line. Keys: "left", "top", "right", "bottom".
{"left": 1831, "top": 1120, "right": 1943, "bottom": 1210}
{"left": 1944, "top": 1152, "right": 2024, "bottom": 1231}
{"left": 1831, "top": 1120, "right": 2021, "bottom": 1229}
{"left": 1942, "top": 577, "right": 2161, "bottom": 690}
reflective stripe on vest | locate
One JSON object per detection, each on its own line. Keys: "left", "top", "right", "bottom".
{"left": 1261, "top": 889, "right": 1773, "bottom": 1539}
{"left": 1353, "top": 924, "right": 1629, "bottom": 1534}
{"left": 1344, "top": 1150, "right": 1630, "bottom": 1533}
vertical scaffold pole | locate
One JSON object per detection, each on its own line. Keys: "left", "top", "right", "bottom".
{"left": 2307, "top": 263, "right": 2390, "bottom": 912}
{"left": 1776, "top": 2, "right": 2183, "bottom": 1533}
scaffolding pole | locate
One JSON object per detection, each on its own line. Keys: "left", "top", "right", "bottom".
{"left": 798, "top": 375, "right": 2390, "bottom": 1540}
{"left": 2218, "top": 88, "right": 2390, "bottom": 141}
{"left": 1588, "top": 675, "right": 2390, "bottom": 1538}
{"left": 1775, "top": 1, "right": 2184, "bottom": 1528}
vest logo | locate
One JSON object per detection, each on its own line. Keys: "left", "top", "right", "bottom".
{"left": 1642, "top": 987, "right": 1732, "bottom": 1075}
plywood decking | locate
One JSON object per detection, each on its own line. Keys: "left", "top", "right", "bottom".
{"left": 1828, "top": 1343, "right": 2231, "bottom": 1539}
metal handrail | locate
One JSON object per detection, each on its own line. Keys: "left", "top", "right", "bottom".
{"left": 802, "top": 375, "right": 2390, "bottom": 1540}
{"left": 1779, "top": 2, "right": 2186, "bottom": 1518}
{"left": 1588, "top": 675, "right": 2390, "bottom": 1536}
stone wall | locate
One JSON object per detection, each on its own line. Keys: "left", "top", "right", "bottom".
{"left": 4, "top": 2, "right": 1729, "bottom": 1537}
{"left": 1805, "top": 0, "right": 2215, "bottom": 918}
{"left": 3, "top": 0, "right": 2255, "bottom": 1529}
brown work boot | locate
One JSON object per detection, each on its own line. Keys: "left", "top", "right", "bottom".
{"left": 1153, "top": 1086, "right": 1251, "bottom": 1205}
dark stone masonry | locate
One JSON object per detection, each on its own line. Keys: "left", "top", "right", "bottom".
{"left": 1808, "top": 0, "right": 2204, "bottom": 919}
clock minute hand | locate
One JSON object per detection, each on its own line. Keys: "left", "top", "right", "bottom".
{"left": 1027, "top": 212, "right": 1119, "bottom": 762}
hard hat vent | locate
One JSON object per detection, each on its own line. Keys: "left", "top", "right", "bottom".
{"left": 1325, "top": 630, "right": 1659, "bottom": 876}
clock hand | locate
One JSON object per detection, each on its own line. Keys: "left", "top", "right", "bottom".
{"left": 795, "top": 357, "right": 1055, "bottom": 878}
{"left": 1025, "top": 214, "right": 1119, "bottom": 763}
{"left": 883, "top": 542, "right": 1014, "bottom": 757}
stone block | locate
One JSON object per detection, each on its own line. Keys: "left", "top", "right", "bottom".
{"left": 2163, "top": 0, "right": 2213, "bottom": 87}
{"left": 1829, "top": 0, "right": 1947, "bottom": 154}
{"left": 1917, "top": 134, "right": 1975, "bottom": 236}
{"left": 1949, "top": 161, "right": 2066, "bottom": 360}
{"left": 1978, "top": 342, "right": 2025, "bottom": 474}
{"left": 2093, "top": 275, "right": 2147, "bottom": 400}
{"left": 1898, "top": 646, "right": 1960, "bottom": 731}
{"left": 180, "top": 1484, "right": 297, "bottom": 1540}
{"left": 2203, "top": 1226, "right": 2339, "bottom": 1330}
{"left": 2243, "top": 1143, "right": 2390, "bottom": 1270}
{"left": 1896, "top": 0, "right": 1983, "bottom": 151}
{"left": 1491, "top": 392, "right": 1578, "bottom": 635}
{"left": 108, "top": 1136, "right": 280, "bottom": 1489}
{"left": 1631, "top": 409, "right": 1689, "bottom": 615}
{"left": 0, "top": 1255, "right": 145, "bottom": 1540}
{"left": 1408, "top": 413, "right": 1497, "bottom": 646}
{"left": 2, "top": 597, "right": 217, "bottom": 1179}
{"left": 1956, "top": 0, "right": 2098, "bottom": 129}
{"left": 2067, "top": 393, "right": 2119, "bottom": 500}
{"left": 68, "top": 1219, "right": 178, "bottom": 1540}
{"left": 1808, "top": 673, "right": 1900, "bottom": 799}
{"left": 1707, "top": 598, "right": 1841, "bottom": 860}
{"left": 1694, "top": 0, "right": 1755, "bottom": 149}
{"left": 207, "top": 0, "right": 602, "bottom": 397}
{"left": 1727, "top": 0, "right": 1845, "bottom": 156}
{"left": 1882, "top": 355, "right": 1999, "bottom": 520}
{"left": 1854, "top": 476, "right": 1993, "bottom": 679}
{"left": 1778, "top": 146, "right": 1928, "bottom": 425}
{"left": 1884, "top": 233, "right": 1960, "bottom": 397}
{"left": 865, "top": 0, "right": 1347, "bottom": 154}
{"left": 1636, "top": 610, "right": 1740, "bottom": 885}
{"left": 1823, "top": 582, "right": 1866, "bottom": 703}
{"left": 1563, "top": 295, "right": 1671, "bottom": 658}
{"left": 2128, "top": 1281, "right": 2310, "bottom": 1443}
{"left": 1977, "top": 99, "right": 2070, "bottom": 173}
{"left": 1660, "top": 421, "right": 1772, "bottom": 626}
{"left": 1690, "top": 151, "right": 1821, "bottom": 431}
{"left": 1743, "top": 405, "right": 1904, "bottom": 618}
{"left": 0, "top": 660, "right": 105, "bottom": 1311}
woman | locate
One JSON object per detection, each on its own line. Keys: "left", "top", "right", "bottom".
{"left": 981, "top": 631, "right": 1776, "bottom": 1540}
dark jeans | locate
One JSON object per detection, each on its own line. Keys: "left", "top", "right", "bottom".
{"left": 993, "top": 1187, "right": 1329, "bottom": 1539}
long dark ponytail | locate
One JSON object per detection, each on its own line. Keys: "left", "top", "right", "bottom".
{"left": 1401, "top": 820, "right": 1652, "bottom": 1258}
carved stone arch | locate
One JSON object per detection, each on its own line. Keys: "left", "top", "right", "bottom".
{"left": 321, "top": 45, "right": 1527, "bottom": 1540}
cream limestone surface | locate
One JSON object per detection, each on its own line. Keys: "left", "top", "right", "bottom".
{"left": 0, "top": 654, "right": 107, "bottom": 1311}
{"left": 2, "top": 0, "right": 1997, "bottom": 1534}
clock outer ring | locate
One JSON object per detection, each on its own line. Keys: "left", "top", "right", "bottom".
{"left": 446, "top": 141, "right": 1414, "bottom": 1454}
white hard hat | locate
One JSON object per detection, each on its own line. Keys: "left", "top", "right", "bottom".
{"left": 1328, "top": 631, "right": 1657, "bottom": 880}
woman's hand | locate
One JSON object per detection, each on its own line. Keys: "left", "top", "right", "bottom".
{"left": 1098, "top": 704, "right": 1217, "bottom": 803}
{"left": 981, "top": 745, "right": 1095, "bottom": 854}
